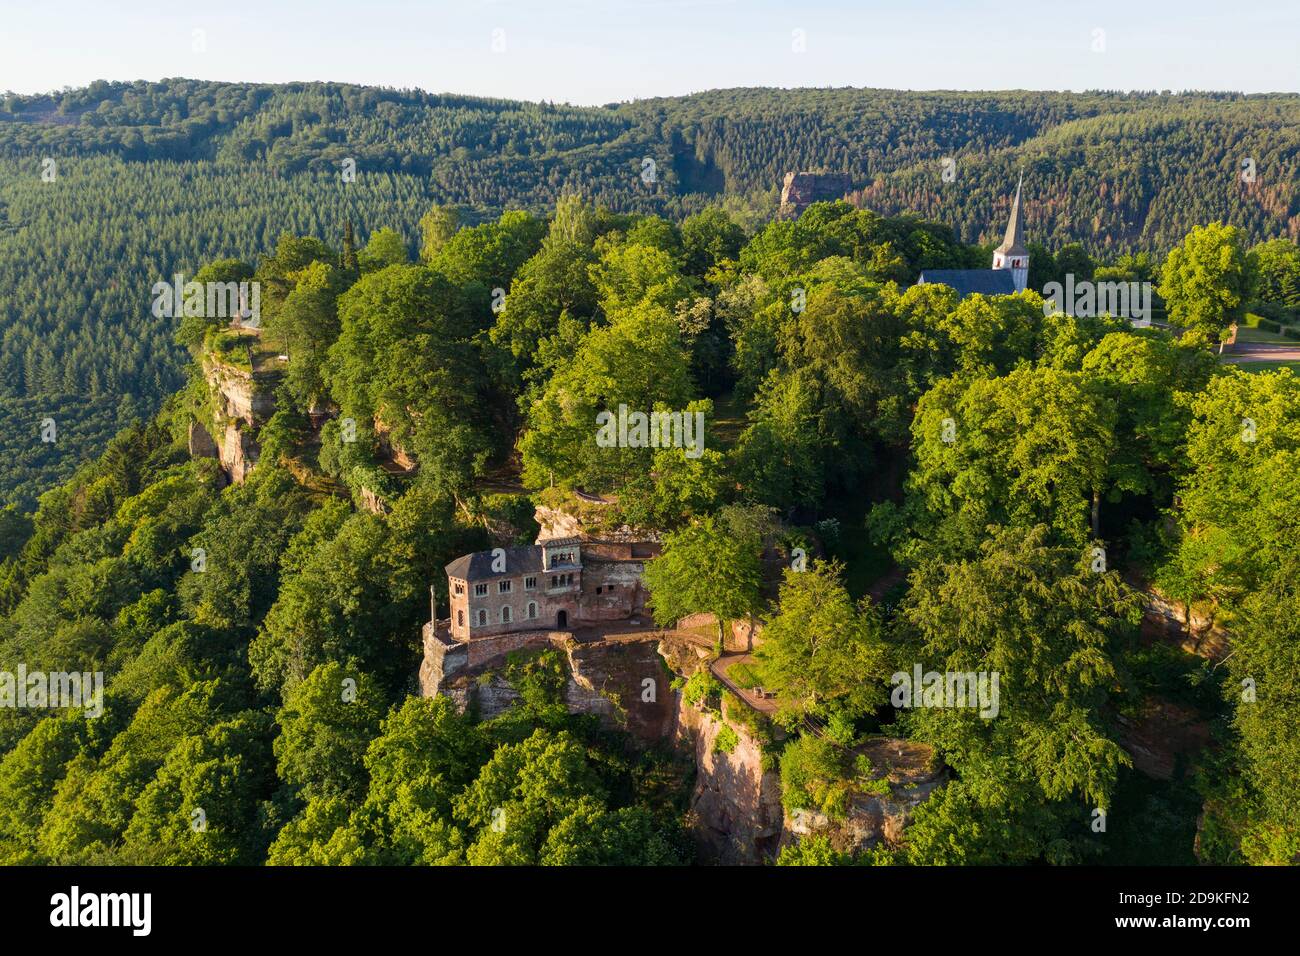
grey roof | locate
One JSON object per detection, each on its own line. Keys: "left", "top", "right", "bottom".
{"left": 917, "top": 269, "right": 1016, "bottom": 298}
{"left": 445, "top": 545, "right": 544, "bottom": 582}
{"left": 994, "top": 174, "right": 1028, "bottom": 257}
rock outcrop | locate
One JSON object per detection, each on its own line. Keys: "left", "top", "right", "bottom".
{"left": 423, "top": 629, "right": 680, "bottom": 744}
{"left": 188, "top": 421, "right": 219, "bottom": 460}
{"left": 1116, "top": 698, "right": 1212, "bottom": 781}
{"left": 780, "top": 171, "right": 852, "bottom": 217}
{"left": 202, "top": 357, "right": 274, "bottom": 427}
{"left": 780, "top": 739, "right": 946, "bottom": 856}
{"left": 194, "top": 353, "right": 275, "bottom": 485}
{"left": 219, "top": 422, "right": 259, "bottom": 484}
{"left": 1142, "top": 587, "right": 1230, "bottom": 661}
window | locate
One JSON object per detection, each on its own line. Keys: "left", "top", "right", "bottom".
{"left": 526, "top": 602, "right": 538, "bottom": 619}
{"left": 457, "top": 610, "right": 464, "bottom": 627}
{"left": 475, "top": 609, "right": 487, "bottom": 627}
{"left": 454, "top": 582, "right": 464, "bottom": 595}
{"left": 501, "top": 606, "right": 512, "bottom": 623}
{"left": 596, "top": 586, "right": 603, "bottom": 594}
{"left": 524, "top": 576, "right": 537, "bottom": 590}
{"left": 498, "top": 580, "right": 512, "bottom": 594}
{"left": 474, "top": 583, "right": 487, "bottom": 597}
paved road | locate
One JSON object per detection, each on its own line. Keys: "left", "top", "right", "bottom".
{"left": 1221, "top": 343, "right": 1300, "bottom": 364}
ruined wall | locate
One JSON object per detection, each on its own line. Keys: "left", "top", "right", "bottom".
{"left": 579, "top": 560, "right": 650, "bottom": 622}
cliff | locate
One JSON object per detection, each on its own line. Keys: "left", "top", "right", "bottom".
{"left": 677, "top": 699, "right": 785, "bottom": 863}
{"left": 194, "top": 353, "right": 276, "bottom": 485}
{"left": 779, "top": 171, "right": 852, "bottom": 217}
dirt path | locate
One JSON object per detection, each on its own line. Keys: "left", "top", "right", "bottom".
{"left": 710, "top": 652, "right": 779, "bottom": 715}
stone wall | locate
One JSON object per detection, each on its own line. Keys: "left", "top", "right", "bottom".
{"left": 426, "top": 630, "right": 680, "bottom": 743}
{"left": 418, "top": 622, "right": 468, "bottom": 698}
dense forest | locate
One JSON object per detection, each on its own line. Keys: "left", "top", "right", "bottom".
{"left": 2, "top": 80, "right": 1300, "bottom": 503}
{"left": 0, "top": 188, "right": 1295, "bottom": 864}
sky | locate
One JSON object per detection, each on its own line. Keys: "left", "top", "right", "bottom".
{"left": 1, "top": 0, "right": 1297, "bottom": 105}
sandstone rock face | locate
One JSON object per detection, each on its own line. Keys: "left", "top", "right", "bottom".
{"left": 1142, "top": 588, "right": 1230, "bottom": 661}
{"left": 374, "top": 416, "right": 417, "bottom": 473}
{"left": 418, "top": 618, "right": 947, "bottom": 862}
{"left": 535, "top": 505, "right": 585, "bottom": 542}
{"left": 197, "top": 355, "right": 273, "bottom": 484}
{"left": 219, "top": 422, "right": 259, "bottom": 485}
{"left": 564, "top": 637, "right": 677, "bottom": 740}
{"left": 1116, "top": 698, "right": 1212, "bottom": 780}
{"left": 424, "top": 631, "right": 678, "bottom": 743}
{"left": 780, "top": 171, "right": 852, "bottom": 217}
{"left": 533, "top": 503, "right": 660, "bottom": 545}
{"left": 203, "top": 358, "right": 274, "bottom": 427}
{"left": 678, "top": 702, "right": 785, "bottom": 864}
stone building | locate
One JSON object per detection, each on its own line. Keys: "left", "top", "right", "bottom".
{"left": 917, "top": 175, "right": 1030, "bottom": 296}
{"left": 441, "top": 537, "right": 659, "bottom": 641}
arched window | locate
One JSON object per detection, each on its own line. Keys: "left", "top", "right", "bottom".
{"left": 501, "top": 606, "right": 512, "bottom": 624}
{"left": 526, "top": 602, "right": 538, "bottom": 620}
{"left": 475, "top": 609, "right": 487, "bottom": 627}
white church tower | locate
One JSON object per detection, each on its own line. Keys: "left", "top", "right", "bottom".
{"left": 991, "top": 175, "right": 1029, "bottom": 292}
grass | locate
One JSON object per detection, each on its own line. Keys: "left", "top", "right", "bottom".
{"left": 1234, "top": 314, "right": 1292, "bottom": 344}
{"left": 707, "top": 390, "right": 748, "bottom": 451}
{"left": 1234, "top": 360, "right": 1300, "bottom": 373}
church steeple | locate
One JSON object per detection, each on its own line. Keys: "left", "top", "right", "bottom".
{"left": 991, "top": 174, "right": 1029, "bottom": 292}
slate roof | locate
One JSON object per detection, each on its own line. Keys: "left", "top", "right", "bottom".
{"left": 445, "top": 545, "right": 545, "bottom": 581}
{"left": 917, "top": 268, "right": 1016, "bottom": 298}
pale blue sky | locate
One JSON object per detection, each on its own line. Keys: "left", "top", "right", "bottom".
{"left": 2, "top": 0, "right": 1297, "bottom": 104}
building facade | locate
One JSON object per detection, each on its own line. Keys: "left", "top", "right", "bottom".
{"left": 442, "top": 537, "right": 658, "bottom": 641}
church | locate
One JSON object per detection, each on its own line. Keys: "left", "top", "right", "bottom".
{"left": 917, "top": 176, "right": 1029, "bottom": 297}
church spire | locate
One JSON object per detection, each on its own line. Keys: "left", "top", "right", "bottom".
{"left": 995, "top": 173, "right": 1027, "bottom": 257}
{"left": 991, "top": 174, "right": 1029, "bottom": 292}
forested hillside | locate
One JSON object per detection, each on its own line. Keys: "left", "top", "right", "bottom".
{"left": 0, "top": 194, "right": 1295, "bottom": 865}
{"left": 2, "top": 80, "right": 1300, "bottom": 504}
